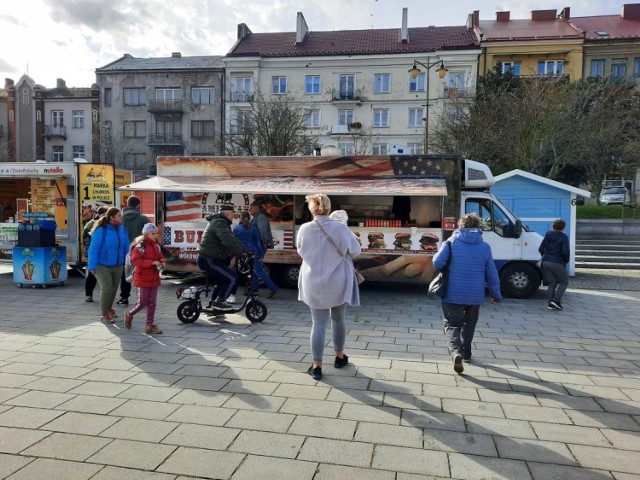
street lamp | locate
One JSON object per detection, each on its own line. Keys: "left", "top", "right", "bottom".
{"left": 408, "top": 59, "right": 448, "bottom": 154}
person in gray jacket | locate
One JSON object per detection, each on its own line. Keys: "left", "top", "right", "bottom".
{"left": 249, "top": 200, "right": 274, "bottom": 249}
{"left": 297, "top": 194, "right": 361, "bottom": 381}
{"left": 197, "top": 205, "right": 245, "bottom": 309}
{"left": 538, "top": 218, "right": 570, "bottom": 311}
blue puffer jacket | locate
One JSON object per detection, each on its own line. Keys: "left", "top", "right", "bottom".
{"left": 433, "top": 228, "right": 502, "bottom": 305}
{"left": 538, "top": 230, "right": 569, "bottom": 265}
{"left": 233, "top": 222, "right": 265, "bottom": 257}
{"left": 87, "top": 223, "right": 130, "bottom": 270}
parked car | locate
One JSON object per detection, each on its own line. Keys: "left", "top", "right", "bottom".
{"left": 599, "top": 187, "right": 630, "bottom": 205}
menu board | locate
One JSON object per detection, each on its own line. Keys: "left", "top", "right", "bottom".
{"left": 30, "top": 178, "right": 68, "bottom": 233}
{"left": 78, "top": 164, "right": 115, "bottom": 224}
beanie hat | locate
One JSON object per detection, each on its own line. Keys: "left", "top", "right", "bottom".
{"left": 329, "top": 209, "right": 349, "bottom": 224}
{"left": 142, "top": 223, "right": 158, "bottom": 235}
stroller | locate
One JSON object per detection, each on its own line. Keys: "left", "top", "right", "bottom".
{"left": 175, "top": 252, "right": 268, "bottom": 324}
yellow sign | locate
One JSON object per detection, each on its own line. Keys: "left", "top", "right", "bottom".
{"left": 115, "top": 169, "right": 133, "bottom": 208}
{"left": 30, "top": 178, "right": 68, "bottom": 233}
{"left": 78, "top": 163, "right": 115, "bottom": 223}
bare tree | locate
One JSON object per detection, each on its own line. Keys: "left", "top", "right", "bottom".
{"left": 225, "top": 93, "right": 317, "bottom": 156}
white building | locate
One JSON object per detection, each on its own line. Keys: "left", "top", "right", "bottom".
{"left": 224, "top": 9, "right": 481, "bottom": 155}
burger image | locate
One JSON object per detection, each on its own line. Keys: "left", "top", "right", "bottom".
{"left": 367, "top": 232, "right": 386, "bottom": 249}
{"left": 393, "top": 232, "right": 413, "bottom": 250}
{"left": 419, "top": 233, "right": 439, "bottom": 252}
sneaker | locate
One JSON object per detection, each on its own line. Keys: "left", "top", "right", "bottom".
{"left": 100, "top": 315, "right": 114, "bottom": 324}
{"left": 211, "top": 300, "right": 234, "bottom": 310}
{"left": 453, "top": 353, "right": 464, "bottom": 374}
{"left": 547, "top": 302, "right": 560, "bottom": 311}
{"left": 108, "top": 308, "right": 118, "bottom": 318}
{"left": 144, "top": 324, "right": 163, "bottom": 334}
{"left": 116, "top": 298, "right": 129, "bottom": 305}
{"left": 334, "top": 354, "right": 349, "bottom": 369}
{"left": 462, "top": 356, "right": 472, "bottom": 364}
{"left": 307, "top": 365, "right": 322, "bottom": 380}
{"left": 226, "top": 294, "right": 237, "bottom": 304}
{"left": 267, "top": 290, "right": 280, "bottom": 299}
{"left": 552, "top": 301, "right": 563, "bottom": 310}
{"left": 124, "top": 311, "right": 133, "bottom": 329}
{"left": 85, "top": 296, "right": 93, "bottom": 302}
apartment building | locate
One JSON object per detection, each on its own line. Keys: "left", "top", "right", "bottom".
{"left": 0, "top": 76, "right": 98, "bottom": 162}
{"left": 95, "top": 53, "right": 224, "bottom": 176}
{"left": 224, "top": 9, "right": 480, "bottom": 155}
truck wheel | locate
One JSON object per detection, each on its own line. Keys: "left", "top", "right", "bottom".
{"left": 177, "top": 300, "right": 200, "bottom": 323}
{"left": 500, "top": 263, "right": 540, "bottom": 299}
{"left": 279, "top": 265, "right": 300, "bottom": 289}
{"left": 246, "top": 299, "right": 267, "bottom": 323}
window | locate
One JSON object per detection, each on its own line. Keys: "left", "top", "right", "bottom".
{"left": 304, "top": 109, "right": 320, "bottom": 128}
{"left": 103, "top": 88, "right": 112, "bottom": 107}
{"left": 590, "top": 59, "right": 605, "bottom": 78}
{"left": 124, "top": 152, "right": 146, "bottom": 169}
{"left": 372, "top": 143, "right": 388, "bottom": 155}
{"left": 123, "top": 87, "right": 146, "bottom": 105}
{"left": 407, "top": 143, "right": 423, "bottom": 155}
{"left": 305, "top": 75, "right": 320, "bottom": 94}
{"left": 52, "top": 146, "right": 64, "bottom": 162}
{"left": 538, "top": 60, "right": 564, "bottom": 76}
{"left": 634, "top": 58, "right": 640, "bottom": 77}
{"left": 233, "top": 77, "right": 253, "bottom": 101}
{"left": 408, "top": 108, "right": 424, "bottom": 127}
{"left": 339, "top": 142, "right": 354, "bottom": 155}
{"left": 373, "top": 73, "right": 390, "bottom": 93}
{"left": 373, "top": 108, "right": 389, "bottom": 127}
{"left": 230, "top": 109, "right": 251, "bottom": 134}
{"left": 191, "top": 120, "right": 215, "bottom": 138}
{"left": 72, "top": 110, "right": 84, "bottom": 129}
{"left": 611, "top": 59, "right": 627, "bottom": 80}
{"left": 409, "top": 72, "right": 425, "bottom": 92}
{"left": 72, "top": 145, "right": 85, "bottom": 159}
{"left": 156, "top": 120, "right": 181, "bottom": 136}
{"left": 501, "top": 62, "right": 521, "bottom": 76}
{"left": 123, "top": 120, "right": 146, "bottom": 138}
{"left": 272, "top": 76, "right": 287, "bottom": 94}
{"left": 338, "top": 109, "right": 354, "bottom": 126}
{"left": 191, "top": 87, "right": 214, "bottom": 104}
{"left": 465, "top": 198, "right": 512, "bottom": 237}
{"left": 51, "top": 111, "right": 64, "bottom": 127}
{"left": 339, "top": 74, "right": 355, "bottom": 98}
{"left": 155, "top": 88, "right": 182, "bottom": 101}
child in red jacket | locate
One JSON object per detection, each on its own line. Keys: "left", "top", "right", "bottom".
{"left": 124, "top": 223, "right": 165, "bottom": 334}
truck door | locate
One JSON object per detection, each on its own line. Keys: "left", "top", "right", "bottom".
{"left": 464, "top": 197, "right": 521, "bottom": 262}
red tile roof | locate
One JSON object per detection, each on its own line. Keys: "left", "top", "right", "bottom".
{"left": 226, "top": 27, "right": 477, "bottom": 57}
{"left": 478, "top": 19, "right": 583, "bottom": 42}
{"left": 570, "top": 15, "right": 640, "bottom": 40}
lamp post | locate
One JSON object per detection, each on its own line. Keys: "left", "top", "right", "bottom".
{"left": 408, "top": 59, "right": 448, "bottom": 154}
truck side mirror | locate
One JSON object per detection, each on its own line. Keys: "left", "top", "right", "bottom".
{"left": 503, "top": 219, "right": 522, "bottom": 238}
{"left": 513, "top": 219, "right": 522, "bottom": 238}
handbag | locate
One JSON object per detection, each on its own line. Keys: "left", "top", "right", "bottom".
{"left": 316, "top": 221, "right": 365, "bottom": 285}
{"left": 428, "top": 239, "right": 452, "bottom": 299}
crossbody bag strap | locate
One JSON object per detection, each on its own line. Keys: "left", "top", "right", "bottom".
{"left": 315, "top": 220, "right": 342, "bottom": 257}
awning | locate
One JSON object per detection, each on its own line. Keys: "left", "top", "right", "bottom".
{"left": 120, "top": 175, "right": 447, "bottom": 196}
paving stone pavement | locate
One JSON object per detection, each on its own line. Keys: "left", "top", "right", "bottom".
{"left": 0, "top": 267, "right": 639, "bottom": 480}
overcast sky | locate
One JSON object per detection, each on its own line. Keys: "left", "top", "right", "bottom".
{"left": 0, "top": 0, "right": 623, "bottom": 88}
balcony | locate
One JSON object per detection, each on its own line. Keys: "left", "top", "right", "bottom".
{"left": 444, "top": 87, "right": 469, "bottom": 99}
{"left": 147, "top": 100, "right": 184, "bottom": 114}
{"left": 44, "top": 125, "right": 66, "bottom": 139}
{"left": 147, "top": 134, "right": 184, "bottom": 146}
{"left": 330, "top": 125, "right": 349, "bottom": 135}
{"left": 230, "top": 92, "right": 254, "bottom": 102}
{"left": 331, "top": 89, "right": 363, "bottom": 103}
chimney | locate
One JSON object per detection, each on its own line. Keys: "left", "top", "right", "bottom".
{"left": 622, "top": 3, "right": 640, "bottom": 18}
{"left": 171, "top": 52, "right": 181, "bottom": 58}
{"left": 559, "top": 7, "right": 570, "bottom": 19}
{"left": 400, "top": 7, "right": 409, "bottom": 43}
{"left": 531, "top": 10, "right": 557, "bottom": 21}
{"left": 496, "top": 11, "right": 510, "bottom": 21}
{"left": 296, "top": 12, "right": 308, "bottom": 44}
{"left": 473, "top": 10, "right": 480, "bottom": 28}
{"left": 56, "top": 78, "right": 66, "bottom": 89}
{"left": 5, "top": 78, "right": 14, "bottom": 89}
{"left": 237, "top": 23, "right": 252, "bottom": 40}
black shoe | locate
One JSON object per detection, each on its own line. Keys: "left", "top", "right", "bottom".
{"left": 85, "top": 296, "right": 93, "bottom": 303}
{"left": 334, "top": 354, "right": 349, "bottom": 369}
{"left": 453, "top": 354, "right": 464, "bottom": 374}
{"left": 307, "top": 366, "right": 322, "bottom": 380}
{"left": 116, "top": 298, "right": 129, "bottom": 305}
{"left": 211, "top": 300, "right": 234, "bottom": 310}
{"left": 547, "top": 301, "right": 560, "bottom": 310}
{"left": 462, "top": 356, "right": 472, "bottom": 364}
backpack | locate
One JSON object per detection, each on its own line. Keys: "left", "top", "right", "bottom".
{"left": 124, "top": 242, "right": 145, "bottom": 283}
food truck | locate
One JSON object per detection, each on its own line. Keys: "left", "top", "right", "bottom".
{"left": 0, "top": 161, "right": 132, "bottom": 274}
{"left": 120, "top": 154, "right": 544, "bottom": 298}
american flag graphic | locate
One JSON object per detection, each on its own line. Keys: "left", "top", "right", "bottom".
{"left": 283, "top": 230, "right": 294, "bottom": 249}
{"left": 165, "top": 192, "right": 204, "bottom": 221}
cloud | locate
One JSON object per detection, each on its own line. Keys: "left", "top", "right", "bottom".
{"left": 0, "top": 58, "right": 18, "bottom": 74}
{"left": 0, "top": 14, "right": 28, "bottom": 27}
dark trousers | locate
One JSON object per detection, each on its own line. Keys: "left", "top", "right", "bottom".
{"left": 119, "top": 270, "right": 132, "bottom": 300}
{"left": 442, "top": 303, "right": 480, "bottom": 359}
{"left": 85, "top": 270, "right": 97, "bottom": 296}
{"left": 197, "top": 255, "right": 238, "bottom": 302}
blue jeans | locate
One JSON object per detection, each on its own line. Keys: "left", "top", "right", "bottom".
{"left": 197, "top": 255, "right": 238, "bottom": 302}
{"left": 250, "top": 256, "right": 279, "bottom": 293}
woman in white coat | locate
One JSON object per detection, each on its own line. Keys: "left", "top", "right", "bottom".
{"left": 297, "top": 194, "right": 361, "bottom": 380}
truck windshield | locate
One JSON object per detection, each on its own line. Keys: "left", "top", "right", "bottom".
{"left": 465, "top": 199, "right": 512, "bottom": 237}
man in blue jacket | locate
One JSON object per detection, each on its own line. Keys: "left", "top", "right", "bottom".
{"left": 433, "top": 213, "right": 502, "bottom": 374}
{"left": 538, "top": 219, "right": 570, "bottom": 311}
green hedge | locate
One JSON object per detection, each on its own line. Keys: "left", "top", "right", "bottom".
{"left": 577, "top": 205, "right": 639, "bottom": 219}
